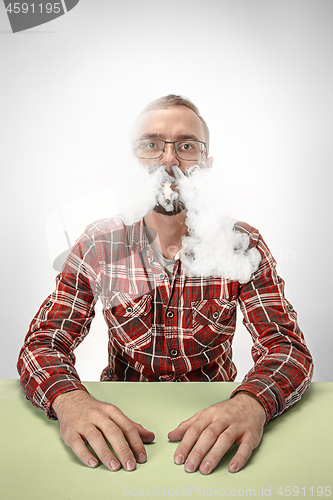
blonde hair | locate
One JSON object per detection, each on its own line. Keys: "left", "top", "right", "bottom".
{"left": 139, "top": 94, "right": 210, "bottom": 147}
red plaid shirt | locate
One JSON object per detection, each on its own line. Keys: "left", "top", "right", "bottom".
{"left": 17, "top": 217, "right": 313, "bottom": 422}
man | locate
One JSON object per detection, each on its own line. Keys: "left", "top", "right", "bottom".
{"left": 18, "top": 94, "right": 313, "bottom": 475}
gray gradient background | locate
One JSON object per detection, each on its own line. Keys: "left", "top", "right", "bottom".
{"left": 0, "top": 0, "right": 332, "bottom": 382}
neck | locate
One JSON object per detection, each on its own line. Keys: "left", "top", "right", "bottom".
{"left": 144, "top": 210, "right": 188, "bottom": 260}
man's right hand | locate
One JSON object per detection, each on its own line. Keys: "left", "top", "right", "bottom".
{"left": 52, "top": 390, "right": 155, "bottom": 471}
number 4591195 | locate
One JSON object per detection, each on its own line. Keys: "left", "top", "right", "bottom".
{"left": 6, "top": 3, "right": 62, "bottom": 14}
{"left": 277, "top": 486, "right": 331, "bottom": 496}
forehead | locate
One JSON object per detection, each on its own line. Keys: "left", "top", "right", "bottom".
{"left": 134, "top": 106, "right": 206, "bottom": 142}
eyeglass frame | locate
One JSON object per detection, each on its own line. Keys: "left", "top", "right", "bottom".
{"left": 133, "top": 138, "right": 208, "bottom": 161}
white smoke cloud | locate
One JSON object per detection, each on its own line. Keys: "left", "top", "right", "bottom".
{"left": 115, "top": 161, "right": 261, "bottom": 283}
{"left": 171, "top": 165, "right": 261, "bottom": 283}
{"left": 114, "top": 160, "right": 176, "bottom": 224}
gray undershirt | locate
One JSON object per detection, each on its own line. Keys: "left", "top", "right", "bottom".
{"left": 150, "top": 243, "right": 176, "bottom": 281}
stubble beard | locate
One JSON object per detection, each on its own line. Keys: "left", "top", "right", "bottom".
{"left": 153, "top": 199, "right": 186, "bottom": 216}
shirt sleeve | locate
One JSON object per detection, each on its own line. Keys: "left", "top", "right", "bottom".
{"left": 17, "top": 229, "right": 101, "bottom": 419}
{"left": 231, "top": 227, "right": 314, "bottom": 422}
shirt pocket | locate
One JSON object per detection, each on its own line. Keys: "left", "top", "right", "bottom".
{"left": 191, "top": 298, "right": 237, "bottom": 349}
{"left": 104, "top": 293, "right": 153, "bottom": 351}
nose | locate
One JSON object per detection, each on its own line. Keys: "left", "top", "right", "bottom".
{"left": 160, "top": 143, "right": 179, "bottom": 174}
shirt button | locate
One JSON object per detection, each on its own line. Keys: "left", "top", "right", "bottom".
{"left": 212, "top": 311, "right": 219, "bottom": 320}
{"left": 159, "top": 273, "right": 166, "bottom": 280}
{"left": 45, "top": 301, "right": 52, "bottom": 308}
{"left": 287, "top": 304, "right": 294, "bottom": 312}
{"left": 176, "top": 378, "right": 182, "bottom": 382}
{"left": 126, "top": 306, "right": 133, "bottom": 313}
{"left": 170, "top": 349, "right": 178, "bottom": 356}
{"left": 166, "top": 310, "right": 174, "bottom": 318}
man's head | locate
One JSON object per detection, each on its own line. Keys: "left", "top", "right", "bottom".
{"left": 137, "top": 94, "right": 210, "bottom": 148}
{"left": 132, "top": 95, "right": 213, "bottom": 215}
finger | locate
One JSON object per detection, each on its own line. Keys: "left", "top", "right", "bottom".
{"left": 85, "top": 423, "right": 131, "bottom": 471}
{"left": 196, "top": 428, "right": 238, "bottom": 475}
{"left": 228, "top": 439, "right": 254, "bottom": 473}
{"left": 118, "top": 422, "right": 150, "bottom": 464}
{"left": 99, "top": 419, "right": 138, "bottom": 471}
{"left": 68, "top": 430, "right": 120, "bottom": 471}
{"left": 168, "top": 421, "right": 192, "bottom": 442}
{"left": 107, "top": 405, "right": 155, "bottom": 442}
{"left": 132, "top": 422, "right": 155, "bottom": 444}
{"left": 168, "top": 411, "right": 204, "bottom": 442}
{"left": 108, "top": 409, "right": 154, "bottom": 464}
{"left": 172, "top": 414, "right": 210, "bottom": 466}
{"left": 183, "top": 422, "right": 223, "bottom": 473}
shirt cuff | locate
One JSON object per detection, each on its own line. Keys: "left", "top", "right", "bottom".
{"left": 230, "top": 378, "right": 285, "bottom": 423}
{"left": 34, "top": 376, "right": 89, "bottom": 420}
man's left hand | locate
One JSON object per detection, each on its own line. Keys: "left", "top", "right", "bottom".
{"left": 168, "top": 392, "right": 266, "bottom": 474}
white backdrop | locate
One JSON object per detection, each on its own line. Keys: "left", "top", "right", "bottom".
{"left": 1, "top": 0, "right": 332, "bottom": 382}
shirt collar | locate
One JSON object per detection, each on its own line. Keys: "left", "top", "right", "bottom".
{"left": 129, "top": 218, "right": 151, "bottom": 254}
{"left": 128, "top": 217, "right": 184, "bottom": 261}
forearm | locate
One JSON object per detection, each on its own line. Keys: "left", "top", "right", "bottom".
{"left": 18, "top": 331, "right": 88, "bottom": 419}
{"left": 18, "top": 261, "right": 97, "bottom": 418}
{"left": 237, "top": 232, "right": 314, "bottom": 421}
{"left": 51, "top": 388, "right": 91, "bottom": 419}
{"left": 231, "top": 329, "right": 313, "bottom": 421}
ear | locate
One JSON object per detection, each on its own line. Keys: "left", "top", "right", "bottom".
{"left": 205, "top": 156, "right": 214, "bottom": 168}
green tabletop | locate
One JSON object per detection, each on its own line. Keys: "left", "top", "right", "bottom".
{"left": 0, "top": 380, "right": 332, "bottom": 499}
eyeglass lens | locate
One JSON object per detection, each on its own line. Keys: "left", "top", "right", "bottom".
{"left": 136, "top": 139, "right": 204, "bottom": 160}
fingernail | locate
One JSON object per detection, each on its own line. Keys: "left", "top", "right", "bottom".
{"left": 200, "top": 461, "right": 211, "bottom": 474}
{"left": 174, "top": 454, "right": 184, "bottom": 465}
{"left": 110, "top": 460, "right": 120, "bottom": 471}
{"left": 88, "top": 458, "right": 98, "bottom": 468}
{"left": 185, "top": 461, "right": 196, "bottom": 473}
{"left": 229, "top": 462, "right": 239, "bottom": 473}
{"left": 138, "top": 453, "right": 146, "bottom": 464}
{"left": 126, "top": 459, "right": 136, "bottom": 471}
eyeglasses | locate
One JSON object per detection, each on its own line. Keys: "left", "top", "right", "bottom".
{"left": 134, "top": 138, "right": 207, "bottom": 161}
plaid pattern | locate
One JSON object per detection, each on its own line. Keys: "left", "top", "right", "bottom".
{"left": 17, "top": 217, "right": 313, "bottom": 422}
